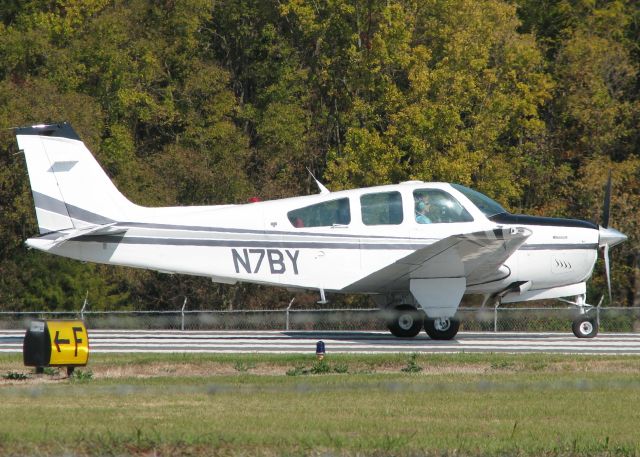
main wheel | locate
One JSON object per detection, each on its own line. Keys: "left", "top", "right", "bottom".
{"left": 386, "top": 304, "right": 424, "bottom": 338}
{"left": 572, "top": 317, "right": 598, "bottom": 338}
{"left": 424, "top": 317, "right": 460, "bottom": 340}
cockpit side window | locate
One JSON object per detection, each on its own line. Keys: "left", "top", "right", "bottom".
{"left": 413, "top": 189, "right": 473, "bottom": 224}
{"left": 287, "top": 198, "right": 351, "bottom": 228}
{"left": 361, "top": 191, "right": 403, "bottom": 226}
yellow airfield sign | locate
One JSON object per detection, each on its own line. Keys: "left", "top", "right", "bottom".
{"left": 47, "top": 321, "right": 89, "bottom": 365}
{"left": 23, "top": 320, "right": 89, "bottom": 368}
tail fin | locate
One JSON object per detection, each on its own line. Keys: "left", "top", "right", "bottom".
{"left": 15, "top": 122, "right": 136, "bottom": 234}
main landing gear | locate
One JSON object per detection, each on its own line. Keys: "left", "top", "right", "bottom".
{"left": 386, "top": 304, "right": 423, "bottom": 338}
{"left": 424, "top": 317, "right": 460, "bottom": 340}
{"left": 386, "top": 304, "right": 460, "bottom": 340}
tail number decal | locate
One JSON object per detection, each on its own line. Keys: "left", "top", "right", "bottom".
{"left": 232, "top": 248, "right": 299, "bottom": 275}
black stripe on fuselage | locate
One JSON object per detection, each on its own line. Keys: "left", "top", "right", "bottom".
{"left": 490, "top": 213, "right": 598, "bottom": 230}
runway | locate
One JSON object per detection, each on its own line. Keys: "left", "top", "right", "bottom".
{"left": 2, "top": 330, "right": 640, "bottom": 354}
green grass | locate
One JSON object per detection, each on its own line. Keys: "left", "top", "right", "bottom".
{"left": 2, "top": 353, "right": 640, "bottom": 456}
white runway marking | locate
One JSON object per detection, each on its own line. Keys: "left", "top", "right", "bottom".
{"left": 3, "top": 330, "right": 640, "bottom": 354}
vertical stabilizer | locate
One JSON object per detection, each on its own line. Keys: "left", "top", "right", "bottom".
{"left": 15, "top": 123, "right": 136, "bottom": 234}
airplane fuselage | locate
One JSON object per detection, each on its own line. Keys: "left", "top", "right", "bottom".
{"left": 27, "top": 182, "right": 599, "bottom": 300}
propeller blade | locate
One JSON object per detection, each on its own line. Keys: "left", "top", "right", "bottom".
{"left": 604, "top": 244, "right": 612, "bottom": 305}
{"left": 602, "top": 170, "right": 612, "bottom": 228}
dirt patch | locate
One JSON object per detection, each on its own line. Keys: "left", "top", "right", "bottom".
{"left": 549, "top": 359, "right": 640, "bottom": 373}
{"left": 3, "top": 357, "right": 638, "bottom": 384}
{"left": 94, "top": 362, "right": 290, "bottom": 378}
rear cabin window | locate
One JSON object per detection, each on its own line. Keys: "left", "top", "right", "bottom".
{"left": 287, "top": 198, "right": 351, "bottom": 228}
{"left": 413, "top": 189, "right": 473, "bottom": 224}
{"left": 360, "top": 191, "right": 403, "bottom": 226}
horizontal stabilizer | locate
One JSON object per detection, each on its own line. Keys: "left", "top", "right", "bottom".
{"left": 45, "top": 223, "right": 126, "bottom": 248}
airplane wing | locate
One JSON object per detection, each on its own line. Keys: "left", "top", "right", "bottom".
{"left": 343, "top": 227, "right": 532, "bottom": 293}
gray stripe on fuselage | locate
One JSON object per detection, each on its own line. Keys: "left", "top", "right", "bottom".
{"left": 74, "top": 235, "right": 426, "bottom": 250}
{"left": 116, "top": 222, "right": 427, "bottom": 241}
{"left": 519, "top": 243, "right": 598, "bottom": 250}
{"left": 67, "top": 235, "right": 597, "bottom": 252}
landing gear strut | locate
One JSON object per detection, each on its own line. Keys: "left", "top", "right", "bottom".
{"left": 424, "top": 317, "right": 460, "bottom": 340}
{"left": 386, "top": 304, "right": 424, "bottom": 338}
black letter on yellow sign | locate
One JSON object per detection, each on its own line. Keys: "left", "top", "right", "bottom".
{"left": 73, "top": 327, "right": 84, "bottom": 356}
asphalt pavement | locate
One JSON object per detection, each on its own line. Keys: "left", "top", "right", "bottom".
{"left": 3, "top": 330, "right": 640, "bottom": 354}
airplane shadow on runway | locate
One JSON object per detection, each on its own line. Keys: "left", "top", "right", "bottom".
{"left": 282, "top": 331, "right": 461, "bottom": 344}
{"left": 282, "top": 331, "right": 577, "bottom": 344}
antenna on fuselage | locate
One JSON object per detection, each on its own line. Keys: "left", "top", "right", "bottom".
{"left": 306, "top": 167, "right": 330, "bottom": 195}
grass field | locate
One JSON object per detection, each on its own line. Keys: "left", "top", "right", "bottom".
{"left": 2, "top": 352, "right": 640, "bottom": 456}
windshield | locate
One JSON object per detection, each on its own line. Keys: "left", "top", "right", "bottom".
{"left": 413, "top": 189, "right": 473, "bottom": 224}
{"left": 450, "top": 184, "right": 506, "bottom": 217}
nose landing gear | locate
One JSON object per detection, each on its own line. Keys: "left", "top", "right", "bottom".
{"left": 572, "top": 317, "right": 598, "bottom": 338}
{"left": 563, "top": 294, "right": 600, "bottom": 338}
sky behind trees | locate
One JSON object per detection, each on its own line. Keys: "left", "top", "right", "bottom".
{"left": 0, "top": 0, "right": 638, "bottom": 310}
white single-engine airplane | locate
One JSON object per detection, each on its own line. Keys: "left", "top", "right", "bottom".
{"left": 15, "top": 123, "right": 627, "bottom": 339}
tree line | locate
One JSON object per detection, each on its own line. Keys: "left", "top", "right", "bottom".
{"left": 0, "top": 0, "right": 638, "bottom": 311}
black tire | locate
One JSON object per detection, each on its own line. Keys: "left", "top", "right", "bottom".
{"left": 387, "top": 305, "right": 424, "bottom": 338}
{"left": 572, "top": 317, "right": 598, "bottom": 338}
{"left": 424, "top": 318, "right": 460, "bottom": 340}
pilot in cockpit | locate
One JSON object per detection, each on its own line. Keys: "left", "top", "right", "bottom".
{"left": 415, "top": 195, "right": 432, "bottom": 224}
